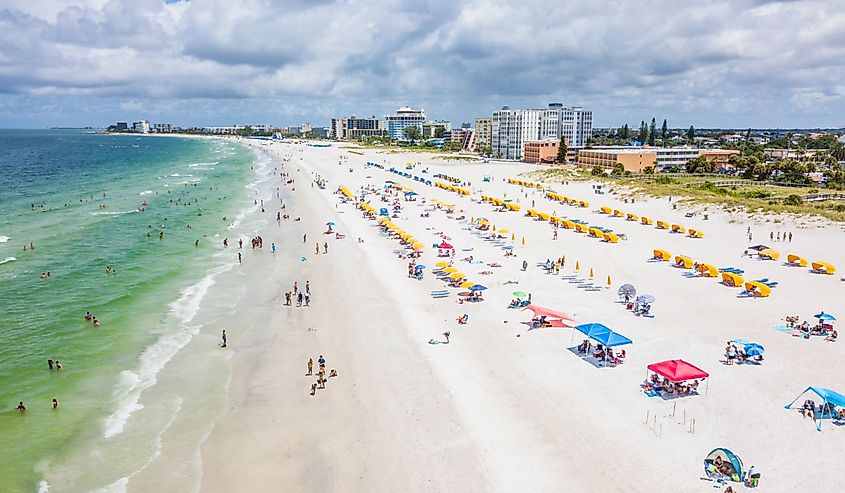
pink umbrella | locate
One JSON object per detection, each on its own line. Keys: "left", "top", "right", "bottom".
{"left": 439, "top": 242, "right": 454, "bottom": 249}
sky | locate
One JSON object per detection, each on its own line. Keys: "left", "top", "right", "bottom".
{"left": 1, "top": 0, "right": 844, "bottom": 129}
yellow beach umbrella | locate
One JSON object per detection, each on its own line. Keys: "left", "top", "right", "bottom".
{"left": 449, "top": 272, "right": 465, "bottom": 279}
{"left": 443, "top": 267, "right": 457, "bottom": 273}
{"left": 459, "top": 281, "right": 475, "bottom": 289}
{"left": 411, "top": 242, "right": 425, "bottom": 250}
{"left": 499, "top": 229, "right": 509, "bottom": 234}
{"left": 435, "top": 261, "right": 450, "bottom": 268}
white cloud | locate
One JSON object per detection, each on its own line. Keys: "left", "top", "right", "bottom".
{"left": 0, "top": 0, "right": 844, "bottom": 127}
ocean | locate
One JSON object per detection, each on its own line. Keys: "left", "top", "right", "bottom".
{"left": 0, "top": 130, "right": 261, "bottom": 492}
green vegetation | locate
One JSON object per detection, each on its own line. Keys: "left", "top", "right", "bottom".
{"left": 557, "top": 136, "right": 568, "bottom": 163}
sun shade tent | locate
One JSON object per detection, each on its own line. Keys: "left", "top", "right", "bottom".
{"left": 721, "top": 271, "right": 744, "bottom": 287}
{"left": 641, "top": 216, "right": 654, "bottom": 225}
{"left": 671, "top": 224, "right": 686, "bottom": 233}
{"left": 589, "top": 228, "right": 604, "bottom": 238}
{"left": 785, "top": 387, "right": 845, "bottom": 431}
{"left": 647, "top": 359, "right": 709, "bottom": 382}
{"left": 537, "top": 212, "right": 550, "bottom": 221}
{"left": 811, "top": 261, "right": 836, "bottom": 275}
{"left": 603, "top": 232, "right": 620, "bottom": 243}
{"left": 688, "top": 229, "right": 703, "bottom": 238}
{"left": 523, "top": 304, "right": 577, "bottom": 322}
{"left": 575, "top": 323, "right": 633, "bottom": 347}
{"left": 575, "top": 223, "right": 589, "bottom": 233}
{"left": 561, "top": 219, "right": 576, "bottom": 229}
{"left": 653, "top": 249, "right": 671, "bottom": 261}
{"left": 744, "top": 281, "right": 771, "bottom": 297}
{"left": 505, "top": 203, "right": 521, "bottom": 212}
{"left": 600, "top": 206, "right": 612, "bottom": 214}
{"left": 786, "top": 254, "right": 808, "bottom": 267}
{"left": 759, "top": 248, "right": 780, "bottom": 260}
{"left": 656, "top": 220, "right": 669, "bottom": 229}
{"left": 613, "top": 209, "right": 624, "bottom": 217}
{"left": 675, "top": 255, "right": 695, "bottom": 269}
{"left": 697, "top": 263, "right": 719, "bottom": 277}
{"left": 626, "top": 213, "right": 639, "bottom": 221}
{"left": 704, "top": 448, "right": 745, "bottom": 482}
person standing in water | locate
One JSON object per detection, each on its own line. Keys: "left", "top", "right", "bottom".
{"left": 16, "top": 401, "right": 26, "bottom": 412}
{"left": 221, "top": 329, "right": 227, "bottom": 348}
{"left": 52, "top": 399, "right": 59, "bottom": 409}
{"left": 237, "top": 252, "right": 242, "bottom": 264}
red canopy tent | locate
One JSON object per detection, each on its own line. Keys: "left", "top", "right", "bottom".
{"left": 647, "top": 359, "right": 709, "bottom": 381}
{"left": 522, "top": 304, "right": 578, "bottom": 328}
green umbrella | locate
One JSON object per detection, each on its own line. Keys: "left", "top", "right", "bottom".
{"left": 513, "top": 291, "right": 527, "bottom": 297}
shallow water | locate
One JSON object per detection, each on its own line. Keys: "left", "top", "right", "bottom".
{"left": 0, "top": 131, "right": 255, "bottom": 492}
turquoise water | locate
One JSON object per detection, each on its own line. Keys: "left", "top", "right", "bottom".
{"left": 0, "top": 130, "right": 255, "bottom": 492}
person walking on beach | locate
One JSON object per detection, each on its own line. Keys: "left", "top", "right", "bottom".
{"left": 307, "top": 358, "right": 313, "bottom": 376}
{"left": 318, "top": 355, "right": 326, "bottom": 370}
{"left": 303, "top": 234, "right": 307, "bottom": 243}
{"left": 297, "top": 292, "right": 303, "bottom": 307}
{"left": 522, "top": 260, "right": 528, "bottom": 271}
{"left": 310, "top": 382, "right": 317, "bottom": 396}
{"left": 323, "top": 242, "right": 328, "bottom": 254}
{"left": 315, "top": 243, "right": 320, "bottom": 254}
{"left": 304, "top": 294, "right": 310, "bottom": 306}
{"left": 223, "top": 238, "right": 228, "bottom": 247}
{"left": 271, "top": 242, "right": 276, "bottom": 253}
{"left": 305, "top": 281, "right": 310, "bottom": 295}
{"left": 285, "top": 292, "right": 291, "bottom": 305}
{"left": 293, "top": 282, "right": 298, "bottom": 295}
{"left": 789, "top": 232, "right": 793, "bottom": 242}
{"left": 221, "top": 329, "right": 227, "bottom": 348}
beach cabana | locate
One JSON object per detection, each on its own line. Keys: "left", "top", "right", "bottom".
{"left": 600, "top": 206, "right": 612, "bottom": 214}
{"left": 561, "top": 219, "right": 576, "bottom": 229}
{"left": 588, "top": 228, "right": 604, "bottom": 238}
{"left": 785, "top": 387, "right": 845, "bottom": 431}
{"left": 670, "top": 224, "right": 686, "bottom": 234}
{"left": 641, "top": 216, "right": 654, "bottom": 225}
{"left": 575, "top": 223, "right": 589, "bottom": 233}
{"left": 786, "top": 254, "right": 808, "bottom": 267}
{"left": 537, "top": 212, "right": 550, "bottom": 221}
{"left": 573, "top": 323, "right": 632, "bottom": 366}
{"left": 613, "top": 209, "right": 624, "bottom": 217}
{"left": 674, "top": 255, "right": 694, "bottom": 269}
{"left": 652, "top": 249, "right": 671, "bottom": 261}
{"left": 626, "top": 213, "right": 639, "bottom": 221}
{"left": 811, "top": 261, "right": 836, "bottom": 275}
{"left": 578, "top": 201, "right": 589, "bottom": 208}
{"left": 505, "top": 203, "right": 521, "bottom": 212}
{"left": 688, "top": 229, "right": 703, "bottom": 238}
{"left": 696, "top": 263, "right": 719, "bottom": 277}
{"left": 523, "top": 304, "right": 577, "bottom": 328}
{"left": 647, "top": 359, "right": 709, "bottom": 395}
{"left": 721, "top": 271, "right": 744, "bottom": 287}
{"left": 743, "top": 281, "right": 771, "bottom": 298}
{"left": 656, "top": 220, "right": 669, "bottom": 229}
{"left": 602, "top": 232, "right": 619, "bottom": 243}
{"left": 758, "top": 248, "right": 780, "bottom": 261}
{"left": 704, "top": 448, "right": 745, "bottom": 483}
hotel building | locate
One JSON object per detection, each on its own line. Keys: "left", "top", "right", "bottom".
{"left": 385, "top": 106, "right": 426, "bottom": 140}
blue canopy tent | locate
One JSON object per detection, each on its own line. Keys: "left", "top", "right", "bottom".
{"left": 572, "top": 323, "right": 632, "bottom": 366}
{"left": 704, "top": 448, "right": 744, "bottom": 482}
{"left": 785, "top": 387, "right": 845, "bottom": 431}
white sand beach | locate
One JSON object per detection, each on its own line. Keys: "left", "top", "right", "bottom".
{"left": 197, "top": 141, "right": 845, "bottom": 492}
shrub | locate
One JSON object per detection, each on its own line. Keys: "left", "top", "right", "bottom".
{"left": 783, "top": 194, "right": 803, "bottom": 206}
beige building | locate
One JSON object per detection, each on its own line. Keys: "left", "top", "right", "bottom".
{"left": 577, "top": 147, "right": 740, "bottom": 172}
{"left": 523, "top": 140, "right": 560, "bottom": 164}
{"left": 475, "top": 117, "right": 492, "bottom": 150}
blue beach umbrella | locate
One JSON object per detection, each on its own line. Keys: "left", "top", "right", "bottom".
{"left": 638, "top": 294, "right": 656, "bottom": 304}
{"left": 415, "top": 265, "right": 426, "bottom": 270}
{"left": 814, "top": 312, "right": 836, "bottom": 321}
{"left": 743, "top": 343, "right": 765, "bottom": 357}
{"left": 469, "top": 284, "right": 487, "bottom": 291}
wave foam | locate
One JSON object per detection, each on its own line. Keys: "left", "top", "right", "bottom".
{"left": 0, "top": 257, "right": 17, "bottom": 265}
{"left": 92, "top": 210, "right": 140, "bottom": 216}
{"left": 139, "top": 191, "right": 153, "bottom": 196}
{"left": 0, "top": 235, "right": 9, "bottom": 243}
{"left": 102, "top": 264, "right": 232, "bottom": 439}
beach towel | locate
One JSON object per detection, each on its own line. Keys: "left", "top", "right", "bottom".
{"left": 645, "top": 390, "right": 659, "bottom": 397}
{"left": 771, "top": 325, "right": 795, "bottom": 332}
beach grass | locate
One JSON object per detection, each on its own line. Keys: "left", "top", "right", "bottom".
{"left": 530, "top": 168, "right": 845, "bottom": 222}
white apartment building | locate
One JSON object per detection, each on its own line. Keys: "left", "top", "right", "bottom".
{"left": 132, "top": 120, "right": 150, "bottom": 133}
{"left": 491, "top": 103, "right": 592, "bottom": 160}
{"left": 385, "top": 106, "right": 426, "bottom": 140}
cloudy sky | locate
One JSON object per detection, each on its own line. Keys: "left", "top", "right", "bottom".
{"left": 1, "top": 0, "right": 843, "bottom": 129}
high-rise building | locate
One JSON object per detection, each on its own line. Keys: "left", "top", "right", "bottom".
{"left": 329, "top": 116, "right": 383, "bottom": 140}
{"left": 385, "top": 106, "right": 425, "bottom": 140}
{"left": 421, "top": 120, "right": 452, "bottom": 138}
{"left": 132, "top": 120, "right": 150, "bottom": 133}
{"left": 491, "top": 103, "right": 592, "bottom": 160}
{"left": 475, "top": 117, "right": 492, "bottom": 150}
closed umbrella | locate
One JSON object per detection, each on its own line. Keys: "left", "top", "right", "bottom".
{"left": 512, "top": 291, "right": 527, "bottom": 297}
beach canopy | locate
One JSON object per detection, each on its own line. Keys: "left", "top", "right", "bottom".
{"left": 721, "top": 271, "right": 744, "bottom": 287}
{"left": 787, "top": 254, "right": 808, "bottom": 267}
{"left": 811, "top": 261, "right": 836, "bottom": 275}
{"left": 675, "top": 255, "right": 694, "bottom": 269}
{"left": 758, "top": 248, "right": 780, "bottom": 260}
{"left": 523, "top": 305, "right": 577, "bottom": 322}
{"left": 744, "top": 281, "right": 771, "bottom": 298}
{"left": 785, "top": 387, "right": 845, "bottom": 430}
{"left": 704, "top": 448, "right": 744, "bottom": 482}
{"left": 647, "top": 359, "right": 709, "bottom": 382}
{"left": 697, "top": 263, "right": 719, "bottom": 277}
{"left": 653, "top": 249, "right": 671, "bottom": 261}
{"left": 575, "top": 323, "right": 632, "bottom": 347}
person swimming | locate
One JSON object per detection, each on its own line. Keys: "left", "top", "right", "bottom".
{"left": 84, "top": 311, "right": 92, "bottom": 321}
